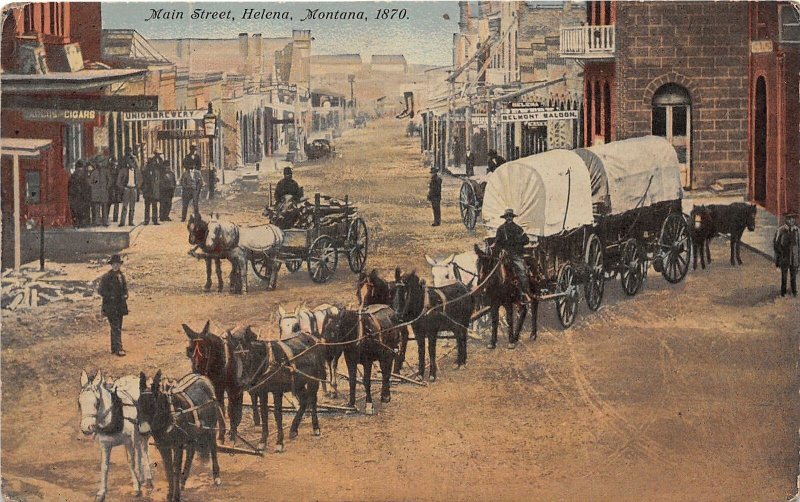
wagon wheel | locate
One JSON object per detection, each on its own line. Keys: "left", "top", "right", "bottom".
{"left": 583, "top": 233, "right": 605, "bottom": 311}
{"left": 346, "top": 217, "right": 369, "bottom": 273}
{"left": 659, "top": 212, "right": 691, "bottom": 284}
{"left": 459, "top": 182, "right": 479, "bottom": 230}
{"left": 250, "top": 253, "right": 272, "bottom": 281}
{"left": 285, "top": 259, "right": 302, "bottom": 273}
{"left": 307, "top": 235, "right": 338, "bottom": 283}
{"left": 555, "top": 263, "right": 579, "bottom": 329}
{"left": 620, "top": 239, "right": 644, "bottom": 296}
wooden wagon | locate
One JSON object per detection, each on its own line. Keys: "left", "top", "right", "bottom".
{"left": 255, "top": 193, "right": 368, "bottom": 284}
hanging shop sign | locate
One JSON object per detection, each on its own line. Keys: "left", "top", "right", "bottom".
{"left": 156, "top": 129, "right": 205, "bottom": 140}
{"left": 122, "top": 110, "right": 207, "bottom": 122}
{"left": 471, "top": 114, "right": 488, "bottom": 126}
{"left": 23, "top": 109, "right": 98, "bottom": 122}
{"left": 6, "top": 95, "right": 158, "bottom": 111}
{"left": 500, "top": 108, "right": 578, "bottom": 123}
{"left": 507, "top": 101, "right": 544, "bottom": 109}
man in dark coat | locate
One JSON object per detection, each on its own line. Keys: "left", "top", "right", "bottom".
{"left": 180, "top": 164, "right": 204, "bottom": 221}
{"left": 427, "top": 167, "right": 442, "bottom": 226}
{"left": 117, "top": 147, "right": 141, "bottom": 226}
{"left": 89, "top": 156, "right": 110, "bottom": 226}
{"left": 97, "top": 254, "right": 129, "bottom": 356}
{"left": 274, "top": 166, "right": 303, "bottom": 204}
{"left": 159, "top": 162, "right": 177, "bottom": 221}
{"left": 68, "top": 160, "right": 91, "bottom": 228}
{"left": 494, "top": 209, "right": 533, "bottom": 302}
{"left": 107, "top": 157, "right": 121, "bottom": 223}
{"left": 774, "top": 212, "right": 800, "bottom": 297}
{"left": 142, "top": 150, "right": 163, "bottom": 225}
{"left": 465, "top": 147, "right": 475, "bottom": 177}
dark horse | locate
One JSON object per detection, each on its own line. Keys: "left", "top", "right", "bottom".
{"left": 690, "top": 205, "right": 715, "bottom": 270}
{"left": 183, "top": 321, "right": 262, "bottom": 442}
{"left": 705, "top": 203, "right": 757, "bottom": 266}
{"left": 356, "top": 269, "right": 408, "bottom": 374}
{"left": 392, "top": 270, "right": 473, "bottom": 381}
{"left": 227, "top": 327, "right": 326, "bottom": 452}
{"left": 321, "top": 304, "right": 403, "bottom": 414}
{"left": 137, "top": 371, "right": 221, "bottom": 502}
{"left": 473, "top": 245, "right": 538, "bottom": 348}
{"left": 187, "top": 212, "right": 238, "bottom": 293}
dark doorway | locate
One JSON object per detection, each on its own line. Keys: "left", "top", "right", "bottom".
{"left": 2, "top": 14, "right": 17, "bottom": 71}
{"left": 753, "top": 76, "right": 767, "bottom": 204}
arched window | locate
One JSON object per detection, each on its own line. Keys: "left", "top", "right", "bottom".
{"left": 652, "top": 83, "right": 692, "bottom": 188}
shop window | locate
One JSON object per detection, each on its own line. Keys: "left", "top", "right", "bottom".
{"left": 780, "top": 5, "right": 800, "bottom": 42}
{"left": 25, "top": 171, "right": 41, "bottom": 204}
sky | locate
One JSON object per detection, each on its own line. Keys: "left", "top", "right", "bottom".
{"left": 102, "top": 2, "right": 462, "bottom": 66}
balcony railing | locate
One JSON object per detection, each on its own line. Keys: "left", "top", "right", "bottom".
{"left": 559, "top": 25, "right": 616, "bottom": 59}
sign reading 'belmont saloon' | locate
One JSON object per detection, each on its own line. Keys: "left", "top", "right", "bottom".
{"left": 500, "top": 108, "right": 578, "bottom": 123}
{"left": 122, "top": 110, "right": 207, "bottom": 122}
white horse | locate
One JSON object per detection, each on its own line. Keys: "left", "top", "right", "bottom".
{"left": 425, "top": 251, "right": 479, "bottom": 288}
{"left": 78, "top": 370, "right": 154, "bottom": 502}
{"left": 278, "top": 303, "right": 343, "bottom": 397}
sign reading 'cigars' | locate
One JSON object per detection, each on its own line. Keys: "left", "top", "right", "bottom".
{"left": 23, "top": 109, "right": 98, "bottom": 122}
{"left": 122, "top": 110, "right": 207, "bottom": 121}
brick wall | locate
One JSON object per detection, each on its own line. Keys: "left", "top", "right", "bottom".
{"left": 615, "top": 1, "right": 750, "bottom": 188}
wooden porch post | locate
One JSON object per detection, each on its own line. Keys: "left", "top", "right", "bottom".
{"left": 13, "top": 153, "right": 21, "bottom": 270}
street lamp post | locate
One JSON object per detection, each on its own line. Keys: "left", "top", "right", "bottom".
{"left": 203, "top": 103, "right": 220, "bottom": 194}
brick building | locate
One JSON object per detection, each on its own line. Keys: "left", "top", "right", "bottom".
{"left": 561, "top": 0, "right": 799, "bottom": 215}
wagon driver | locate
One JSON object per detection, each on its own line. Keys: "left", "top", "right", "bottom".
{"left": 494, "top": 209, "right": 534, "bottom": 303}
{"left": 274, "top": 166, "right": 303, "bottom": 204}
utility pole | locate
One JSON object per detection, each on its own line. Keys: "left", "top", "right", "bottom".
{"left": 348, "top": 74, "right": 356, "bottom": 120}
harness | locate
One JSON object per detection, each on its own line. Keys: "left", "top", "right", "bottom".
{"left": 164, "top": 374, "right": 216, "bottom": 434}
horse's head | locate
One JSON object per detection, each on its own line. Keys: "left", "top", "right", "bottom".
{"left": 277, "top": 304, "right": 308, "bottom": 337}
{"left": 78, "top": 370, "right": 113, "bottom": 435}
{"left": 474, "top": 243, "right": 495, "bottom": 283}
{"left": 357, "top": 269, "right": 383, "bottom": 308}
{"left": 746, "top": 204, "right": 757, "bottom": 231}
{"left": 425, "top": 253, "right": 457, "bottom": 287}
{"left": 136, "top": 370, "right": 170, "bottom": 436}
{"left": 227, "top": 328, "right": 262, "bottom": 388}
{"left": 187, "top": 213, "right": 208, "bottom": 246}
{"left": 183, "top": 321, "right": 222, "bottom": 375}
{"left": 392, "top": 269, "right": 426, "bottom": 322}
{"left": 690, "top": 205, "right": 711, "bottom": 232}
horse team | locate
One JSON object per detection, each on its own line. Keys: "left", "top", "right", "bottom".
{"left": 79, "top": 202, "right": 757, "bottom": 501}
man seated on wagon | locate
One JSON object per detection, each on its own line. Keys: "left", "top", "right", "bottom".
{"left": 274, "top": 166, "right": 303, "bottom": 205}
{"left": 493, "top": 209, "right": 534, "bottom": 302}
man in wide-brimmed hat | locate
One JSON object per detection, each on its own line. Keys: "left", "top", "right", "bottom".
{"left": 180, "top": 145, "right": 204, "bottom": 221}
{"left": 97, "top": 254, "right": 129, "bottom": 356}
{"left": 274, "top": 166, "right": 303, "bottom": 204}
{"left": 493, "top": 209, "right": 534, "bottom": 303}
{"left": 427, "top": 167, "right": 442, "bottom": 226}
{"left": 774, "top": 211, "right": 800, "bottom": 297}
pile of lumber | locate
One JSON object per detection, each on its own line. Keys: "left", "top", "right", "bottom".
{"left": 1, "top": 268, "right": 94, "bottom": 311}
{"left": 277, "top": 196, "right": 358, "bottom": 230}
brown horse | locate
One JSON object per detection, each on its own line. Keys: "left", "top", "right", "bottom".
{"left": 473, "top": 244, "right": 538, "bottom": 348}
{"left": 356, "top": 269, "right": 409, "bottom": 373}
{"left": 183, "top": 321, "right": 261, "bottom": 442}
{"left": 187, "top": 213, "right": 225, "bottom": 292}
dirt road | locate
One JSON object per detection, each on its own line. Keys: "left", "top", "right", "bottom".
{"left": 2, "top": 119, "right": 798, "bottom": 501}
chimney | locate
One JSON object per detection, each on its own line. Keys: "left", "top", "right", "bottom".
{"left": 239, "top": 33, "right": 249, "bottom": 75}
{"left": 458, "top": 1, "right": 471, "bottom": 31}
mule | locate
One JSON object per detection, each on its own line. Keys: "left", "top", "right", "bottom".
{"left": 137, "top": 371, "right": 221, "bottom": 502}
{"left": 393, "top": 270, "right": 472, "bottom": 381}
{"left": 227, "top": 327, "right": 326, "bottom": 452}
{"left": 474, "top": 244, "right": 538, "bottom": 348}
{"left": 321, "top": 305, "right": 403, "bottom": 414}
{"left": 278, "top": 303, "right": 344, "bottom": 398}
{"left": 356, "top": 269, "right": 410, "bottom": 373}
{"left": 187, "top": 213, "right": 243, "bottom": 293}
{"left": 78, "top": 370, "right": 154, "bottom": 502}
{"left": 183, "top": 321, "right": 262, "bottom": 441}
{"left": 705, "top": 203, "right": 757, "bottom": 266}
{"left": 690, "top": 205, "right": 714, "bottom": 270}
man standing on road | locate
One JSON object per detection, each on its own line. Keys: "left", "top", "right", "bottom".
{"left": 427, "top": 167, "right": 442, "bottom": 227}
{"left": 159, "top": 162, "right": 176, "bottom": 222}
{"left": 274, "top": 166, "right": 303, "bottom": 204}
{"left": 180, "top": 164, "right": 204, "bottom": 221}
{"left": 142, "top": 150, "right": 163, "bottom": 225}
{"left": 117, "top": 147, "right": 141, "bottom": 226}
{"left": 465, "top": 147, "right": 475, "bottom": 177}
{"left": 774, "top": 212, "right": 800, "bottom": 297}
{"left": 98, "top": 254, "right": 129, "bottom": 357}
{"left": 493, "top": 209, "right": 534, "bottom": 304}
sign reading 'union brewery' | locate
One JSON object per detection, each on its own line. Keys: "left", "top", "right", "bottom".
{"left": 500, "top": 108, "right": 578, "bottom": 123}
{"left": 122, "top": 110, "right": 206, "bottom": 122}
{"left": 156, "top": 129, "right": 205, "bottom": 140}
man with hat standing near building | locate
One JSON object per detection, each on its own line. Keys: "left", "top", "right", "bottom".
{"left": 181, "top": 145, "right": 203, "bottom": 221}
{"left": 274, "top": 166, "right": 303, "bottom": 204}
{"left": 427, "top": 167, "right": 442, "bottom": 226}
{"left": 142, "top": 150, "right": 163, "bottom": 225}
{"left": 493, "top": 209, "right": 534, "bottom": 303}
{"left": 159, "top": 161, "right": 176, "bottom": 222}
{"left": 774, "top": 211, "right": 800, "bottom": 297}
{"left": 117, "top": 147, "right": 141, "bottom": 227}
{"left": 97, "top": 254, "right": 129, "bottom": 356}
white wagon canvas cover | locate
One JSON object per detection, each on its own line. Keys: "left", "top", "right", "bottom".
{"left": 582, "top": 136, "right": 684, "bottom": 215}
{"left": 482, "top": 149, "right": 594, "bottom": 237}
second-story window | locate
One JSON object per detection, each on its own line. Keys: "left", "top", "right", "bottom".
{"left": 780, "top": 5, "right": 800, "bottom": 42}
